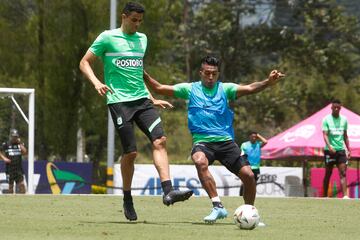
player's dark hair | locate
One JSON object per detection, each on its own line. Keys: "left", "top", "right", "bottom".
{"left": 249, "top": 131, "right": 257, "bottom": 135}
{"left": 122, "top": 2, "right": 145, "bottom": 15}
{"left": 201, "top": 56, "right": 220, "bottom": 68}
{"left": 331, "top": 99, "right": 341, "bottom": 104}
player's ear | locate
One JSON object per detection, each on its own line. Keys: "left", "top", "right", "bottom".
{"left": 121, "top": 13, "right": 127, "bottom": 21}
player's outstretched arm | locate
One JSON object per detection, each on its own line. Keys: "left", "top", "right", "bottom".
{"left": 79, "top": 50, "right": 113, "bottom": 96}
{"left": 143, "top": 71, "right": 175, "bottom": 97}
{"left": 146, "top": 86, "right": 174, "bottom": 109}
{"left": 236, "top": 70, "right": 285, "bottom": 97}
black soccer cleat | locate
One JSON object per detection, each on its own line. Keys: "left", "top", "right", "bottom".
{"left": 163, "top": 189, "right": 194, "bottom": 206}
{"left": 123, "top": 201, "right": 138, "bottom": 221}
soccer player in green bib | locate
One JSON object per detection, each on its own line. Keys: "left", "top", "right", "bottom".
{"left": 322, "top": 99, "right": 350, "bottom": 199}
{"left": 239, "top": 131, "right": 268, "bottom": 196}
{"left": 79, "top": 2, "right": 193, "bottom": 221}
{"left": 144, "top": 56, "right": 285, "bottom": 223}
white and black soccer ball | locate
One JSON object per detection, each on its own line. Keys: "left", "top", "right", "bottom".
{"left": 233, "top": 204, "right": 260, "bottom": 230}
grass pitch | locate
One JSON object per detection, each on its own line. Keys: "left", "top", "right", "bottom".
{"left": 0, "top": 195, "right": 359, "bottom": 240}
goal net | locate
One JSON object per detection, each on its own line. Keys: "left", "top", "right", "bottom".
{"left": 0, "top": 88, "right": 35, "bottom": 194}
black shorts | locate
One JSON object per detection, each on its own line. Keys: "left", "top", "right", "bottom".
{"left": 108, "top": 98, "right": 165, "bottom": 154}
{"left": 191, "top": 141, "right": 249, "bottom": 175}
{"left": 251, "top": 168, "right": 260, "bottom": 182}
{"left": 6, "top": 163, "right": 24, "bottom": 184}
{"left": 324, "top": 150, "right": 348, "bottom": 166}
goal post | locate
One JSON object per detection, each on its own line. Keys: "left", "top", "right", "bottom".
{"left": 0, "top": 88, "right": 35, "bottom": 194}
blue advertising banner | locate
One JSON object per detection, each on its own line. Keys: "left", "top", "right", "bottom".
{"left": 0, "top": 160, "right": 92, "bottom": 194}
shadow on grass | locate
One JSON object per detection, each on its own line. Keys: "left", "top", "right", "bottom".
{"left": 192, "top": 222, "right": 234, "bottom": 226}
{"left": 80, "top": 220, "right": 234, "bottom": 226}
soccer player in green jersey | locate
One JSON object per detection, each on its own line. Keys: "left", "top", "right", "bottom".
{"left": 79, "top": 2, "right": 193, "bottom": 221}
{"left": 322, "top": 99, "right": 350, "bottom": 199}
{"left": 144, "top": 56, "right": 285, "bottom": 223}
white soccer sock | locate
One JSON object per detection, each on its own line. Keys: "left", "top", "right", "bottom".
{"left": 211, "top": 196, "right": 221, "bottom": 203}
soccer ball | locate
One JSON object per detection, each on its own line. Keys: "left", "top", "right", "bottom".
{"left": 233, "top": 204, "right": 260, "bottom": 230}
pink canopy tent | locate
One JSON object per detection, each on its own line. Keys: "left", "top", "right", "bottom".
{"left": 262, "top": 104, "right": 360, "bottom": 160}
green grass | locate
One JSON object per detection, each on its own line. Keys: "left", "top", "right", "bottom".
{"left": 0, "top": 195, "right": 359, "bottom": 240}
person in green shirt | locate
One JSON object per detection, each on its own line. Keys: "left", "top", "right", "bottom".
{"left": 79, "top": 2, "right": 193, "bottom": 221}
{"left": 322, "top": 99, "right": 350, "bottom": 199}
{"left": 144, "top": 56, "right": 285, "bottom": 223}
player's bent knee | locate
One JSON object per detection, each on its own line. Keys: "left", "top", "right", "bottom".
{"left": 123, "top": 151, "right": 137, "bottom": 161}
{"left": 153, "top": 136, "right": 167, "bottom": 148}
{"left": 239, "top": 168, "right": 255, "bottom": 183}
{"left": 339, "top": 171, "right": 346, "bottom": 178}
{"left": 241, "top": 166, "right": 254, "bottom": 177}
{"left": 192, "top": 154, "right": 208, "bottom": 169}
{"left": 244, "top": 173, "right": 255, "bottom": 183}
{"left": 195, "top": 162, "right": 209, "bottom": 173}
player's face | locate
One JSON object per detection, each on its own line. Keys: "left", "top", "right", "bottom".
{"left": 10, "top": 136, "right": 19, "bottom": 144}
{"left": 122, "top": 12, "right": 143, "bottom": 34}
{"left": 331, "top": 103, "right": 341, "bottom": 116}
{"left": 249, "top": 134, "right": 257, "bottom": 143}
{"left": 200, "top": 64, "right": 219, "bottom": 89}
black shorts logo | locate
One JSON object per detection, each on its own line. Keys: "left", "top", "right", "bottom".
{"left": 117, "top": 117, "right": 123, "bottom": 127}
{"left": 325, "top": 154, "right": 335, "bottom": 164}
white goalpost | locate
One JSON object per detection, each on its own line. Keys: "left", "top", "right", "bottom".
{"left": 0, "top": 88, "right": 35, "bottom": 194}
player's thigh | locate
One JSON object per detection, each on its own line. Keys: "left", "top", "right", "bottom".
{"left": 7, "top": 170, "right": 23, "bottom": 184}
{"left": 216, "top": 141, "right": 249, "bottom": 175}
{"left": 324, "top": 150, "right": 337, "bottom": 167}
{"left": 336, "top": 151, "right": 348, "bottom": 175}
{"left": 238, "top": 165, "right": 254, "bottom": 181}
{"left": 108, "top": 103, "right": 137, "bottom": 153}
{"left": 134, "top": 106, "right": 165, "bottom": 142}
{"left": 335, "top": 150, "right": 348, "bottom": 166}
{"left": 7, "top": 165, "right": 17, "bottom": 182}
